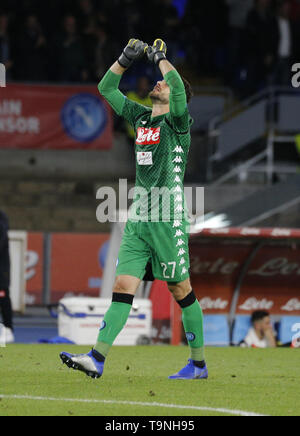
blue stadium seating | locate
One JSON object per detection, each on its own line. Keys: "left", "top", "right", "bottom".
{"left": 278, "top": 316, "right": 300, "bottom": 345}
{"left": 203, "top": 315, "right": 230, "bottom": 346}
{"left": 231, "top": 316, "right": 251, "bottom": 345}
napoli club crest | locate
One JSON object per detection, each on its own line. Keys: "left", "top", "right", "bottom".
{"left": 61, "top": 93, "right": 107, "bottom": 143}
{"left": 100, "top": 321, "right": 106, "bottom": 331}
{"left": 186, "top": 332, "right": 195, "bottom": 342}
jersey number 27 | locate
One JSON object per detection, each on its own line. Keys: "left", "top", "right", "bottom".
{"left": 161, "top": 262, "right": 176, "bottom": 279}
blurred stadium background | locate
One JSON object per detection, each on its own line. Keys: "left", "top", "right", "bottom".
{"left": 1, "top": 0, "right": 300, "bottom": 347}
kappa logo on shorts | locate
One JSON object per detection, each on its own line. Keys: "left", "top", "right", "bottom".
{"left": 136, "top": 127, "right": 161, "bottom": 145}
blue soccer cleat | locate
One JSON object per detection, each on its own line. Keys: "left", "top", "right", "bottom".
{"left": 60, "top": 350, "right": 104, "bottom": 379}
{"left": 169, "top": 359, "right": 208, "bottom": 380}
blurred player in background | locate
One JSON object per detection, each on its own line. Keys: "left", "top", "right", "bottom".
{"left": 126, "top": 76, "right": 152, "bottom": 141}
{"left": 0, "top": 210, "right": 14, "bottom": 344}
{"left": 60, "top": 38, "right": 207, "bottom": 381}
{"left": 242, "top": 311, "right": 277, "bottom": 348}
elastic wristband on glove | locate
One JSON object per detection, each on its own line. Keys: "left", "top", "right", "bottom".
{"left": 154, "top": 52, "right": 167, "bottom": 66}
{"left": 118, "top": 52, "right": 133, "bottom": 69}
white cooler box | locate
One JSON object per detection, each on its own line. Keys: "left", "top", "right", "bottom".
{"left": 58, "top": 297, "right": 152, "bottom": 346}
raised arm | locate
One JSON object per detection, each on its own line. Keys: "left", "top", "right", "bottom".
{"left": 147, "top": 39, "right": 190, "bottom": 129}
{"left": 159, "top": 60, "right": 187, "bottom": 118}
{"left": 98, "top": 62, "right": 126, "bottom": 116}
{"left": 98, "top": 39, "right": 150, "bottom": 121}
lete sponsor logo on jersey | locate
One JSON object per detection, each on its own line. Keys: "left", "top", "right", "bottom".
{"left": 136, "top": 127, "right": 161, "bottom": 145}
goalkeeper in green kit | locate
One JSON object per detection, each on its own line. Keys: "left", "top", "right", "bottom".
{"left": 60, "top": 39, "right": 207, "bottom": 380}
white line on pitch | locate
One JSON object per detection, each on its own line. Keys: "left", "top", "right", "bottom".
{"left": 0, "top": 394, "right": 267, "bottom": 416}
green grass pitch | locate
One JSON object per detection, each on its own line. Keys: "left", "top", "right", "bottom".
{"left": 0, "top": 345, "right": 299, "bottom": 416}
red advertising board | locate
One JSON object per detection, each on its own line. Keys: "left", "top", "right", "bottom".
{"left": 197, "top": 227, "right": 300, "bottom": 239}
{"left": 0, "top": 83, "right": 112, "bottom": 149}
{"left": 26, "top": 232, "right": 44, "bottom": 305}
{"left": 190, "top": 228, "right": 300, "bottom": 316}
{"left": 25, "top": 228, "right": 300, "bottom": 316}
{"left": 50, "top": 233, "right": 110, "bottom": 302}
{"left": 190, "top": 240, "right": 253, "bottom": 314}
{"left": 25, "top": 232, "right": 110, "bottom": 304}
{"left": 236, "top": 246, "right": 300, "bottom": 315}
{"left": 150, "top": 280, "right": 172, "bottom": 344}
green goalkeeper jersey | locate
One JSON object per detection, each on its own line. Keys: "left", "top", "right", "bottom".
{"left": 98, "top": 69, "right": 193, "bottom": 222}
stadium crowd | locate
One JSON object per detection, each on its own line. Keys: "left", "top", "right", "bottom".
{"left": 0, "top": 0, "right": 300, "bottom": 95}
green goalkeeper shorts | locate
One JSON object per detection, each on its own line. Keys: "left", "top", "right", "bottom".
{"left": 116, "top": 219, "right": 190, "bottom": 283}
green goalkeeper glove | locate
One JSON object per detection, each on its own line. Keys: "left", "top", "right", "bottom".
{"left": 147, "top": 39, "right": 167, "bottom": 65}
{"left": 118, "top": 39, "right": 148, "bottom": 69}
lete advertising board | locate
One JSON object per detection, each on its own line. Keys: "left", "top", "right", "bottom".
{"left": 190, "top": 237, "right": 300, "bottom": 315}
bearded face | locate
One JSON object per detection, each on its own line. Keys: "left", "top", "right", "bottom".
{"left": 149, "top": 80, "right": 170, "bottom": 105}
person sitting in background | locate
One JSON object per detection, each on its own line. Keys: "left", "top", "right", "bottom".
{"left": 0, "top": 210, "right": 14, "bottom": 344}
{"left": 242, "top": 311, "right": 277, "bottom": 348}
{"left": 244, "top": 0, "right": 278, "bottom": 95}
{"left": 76, "top": 0, "right": 95, "bottom": 31}
{"left": 16, "top": 14, "right": 48, "bottom": 81}
{"left": 290, "top": 0, "right": 300, "bottom": 22}
{"left": 155, "top": 0, "right": 181, "bottom": 64}
{"left": 126, "top": 76, "right": 152, "bottom": 140}
{"left": 54, "top": 15, "right": 88, "bottom": 82}
{"left": 271, "top": 0, "right": 296, "bottom": 86}
{"left": 225, "top": 0, "right": 254, "bottom": 87}
{"left": 0, "top": 13, "right": 13, "bottom": 80}
{"left": 94, "top": 26, "right": 119, "bottom": 80}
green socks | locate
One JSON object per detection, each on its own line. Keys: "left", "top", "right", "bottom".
{"left": 179, "top": 291, "right": 205, "bottom": 362}
{"left": 94, "top": 293, "right": 134, "bottom": 358}
{"left": 94, "top": 290, "right": 204, "bottom": 364}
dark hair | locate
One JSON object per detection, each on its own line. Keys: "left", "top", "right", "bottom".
{"left": 181, "top": 76, "right": 193, "bottom": 104}
{"left": 251, "top": 311, "right": 270, "bottom": 325}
